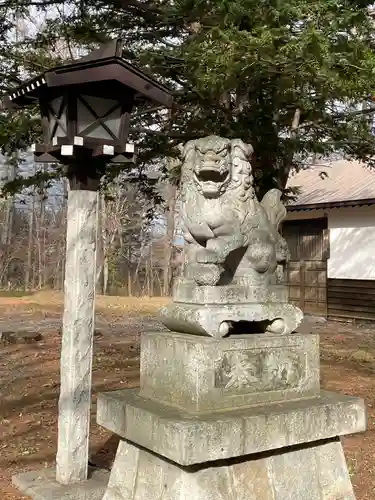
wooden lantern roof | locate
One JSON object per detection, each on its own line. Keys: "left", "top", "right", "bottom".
{"left": 2, "top": 39, "right": 173, "bottom": 110}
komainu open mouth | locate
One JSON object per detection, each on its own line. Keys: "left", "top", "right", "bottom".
{"left": 195, "top": 166, "right": 229, "bottom": 184}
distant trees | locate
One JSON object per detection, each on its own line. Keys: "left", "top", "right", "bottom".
{"left": 0, "top": 176, "right": 179, "bottom": 294}
{"left": 2, "top": 0, "right": 375, "bottom": 196}
{"left": 2, "top": 0, "right": 375, "bottom": 293}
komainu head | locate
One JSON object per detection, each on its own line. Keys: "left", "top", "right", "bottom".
{"left": 182, "top": 135, "right": 254, "bottom": 199}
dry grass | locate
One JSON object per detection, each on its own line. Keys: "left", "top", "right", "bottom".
{"left": 322, "top": 346, "right": 375, "bottom": 364}
{"left": 321, "top": 328, "right": 375, "bottom": 371}
{"left": 350, "top": 349, "right": 375, "bottom": 365}
{"left": 96, "top": 294, "right": 171, "bottom": 315}
{"left": 0, "top": 290, "right": 171, "bottom": 316}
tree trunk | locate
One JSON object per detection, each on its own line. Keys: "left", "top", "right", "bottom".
{"left": 95, "top": 194, "right": 105, "bottom": 295}
{"left": 149, "top": 242, "right": 154, "bottom": 297}
{"left": 278, "top": 108, "right": 302, "bottom": 191}
{"left": 0, "top": 159, "right": 16, "bottom": 287}
{"left": 103, "top": 254, "right": 109, "bottom": 295}
{"left": 36, "top": 185, "right": 46, "bottom": 289}
{"left": 25, "top": 165, "right": 36, "bottom": 290}
{"left": 163, "top": 184, "right": 177, "bottom": 296}
{"left": 60, "top": 179, "right": 68, "bottom": 291}
{"left": 127, "top": 243, "right": 132, "bottom": 296}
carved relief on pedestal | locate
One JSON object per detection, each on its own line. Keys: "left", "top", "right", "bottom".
{"left": 214, "top": 349, "right": 305, "bottom": 392}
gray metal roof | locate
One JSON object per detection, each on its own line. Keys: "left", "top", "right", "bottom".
{"left": 286, "top": 160, "right": 375, "bottom": 210}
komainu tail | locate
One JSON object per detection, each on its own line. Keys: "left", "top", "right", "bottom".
{"left": 260, "top": 189, "right": 287, "bottom": 231}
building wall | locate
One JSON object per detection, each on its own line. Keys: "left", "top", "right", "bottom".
{"left": 286, "top": 205, "right": 375, "bottom": 280}
{"left": 328, "top": 206, "right": 375, "bottom": 280}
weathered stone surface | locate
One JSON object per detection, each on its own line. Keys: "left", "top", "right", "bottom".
{"left": 172, "top": 278, "right": 289, "bottom": 304}
{"left": 160, "top": 302, "right": 303, "bottom": 338}
{"left": 95, "top": 135, "right": 365, "bottom": 500}
{"left": 56, "top": 189, "right": 98, "bottom": 485}
{"left": 101, "top": 438, "right": 355, "bottom": 500}
{"left": 97, "top": 389, "right": 366, "bottom": 466}
{"left": 140, "top": 332, "right": 319, "bottom": 412}
{"left": 160, "top": 135, "right": 302, "bottom": 337}
{"left": 178, "top": 136, "right": 287, "bottom": 286}
{"left": 12, "top": 467, "right": 108, "bottom": 500}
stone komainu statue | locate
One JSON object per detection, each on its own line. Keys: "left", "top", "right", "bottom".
{"left": 160, "top": 136, "right": 303, "bottom": 337}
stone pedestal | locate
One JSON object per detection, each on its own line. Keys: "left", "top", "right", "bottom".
{"left": 160, "top": 279, "right": 303, "bottom": 337}
{"left": 100, "top": 438, "right": 357, "bottom": 500}
{"left": 97, "top": 332, "right": 366, "bottom": 500}
{"left": 140, "top": 332, "right": 319, "bottom": 411}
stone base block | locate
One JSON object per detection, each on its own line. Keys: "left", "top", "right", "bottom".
{"left": 140, "top": 332, "right": 320, "bottom": 412}
{"left": 172, "top": 278, "right": 289, "bottom": 304}
{"left": 159, "top": 301, "right": 303, "bottom": 337}
{"left": 97, "top": 389, "right": 366, "bottom": 466}
{"left": 102, "top": 437, "right": 356, "bottom": 500}
{"left": 12, "top": 467, "right": 109, "bottom": 500}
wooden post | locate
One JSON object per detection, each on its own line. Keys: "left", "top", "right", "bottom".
{"left": 300, "top": 260, "right": 306, "bottom": 312}
{"left": 56, "top": 171, "right": 99, "bottom": 485}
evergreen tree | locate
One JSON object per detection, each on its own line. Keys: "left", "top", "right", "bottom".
{"left": 1, "top": 0, "right": 375, "bottom": 195}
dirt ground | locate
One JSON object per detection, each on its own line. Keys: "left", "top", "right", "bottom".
{"left": 0, "top": 292, "right": 375, "bottom": 499}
